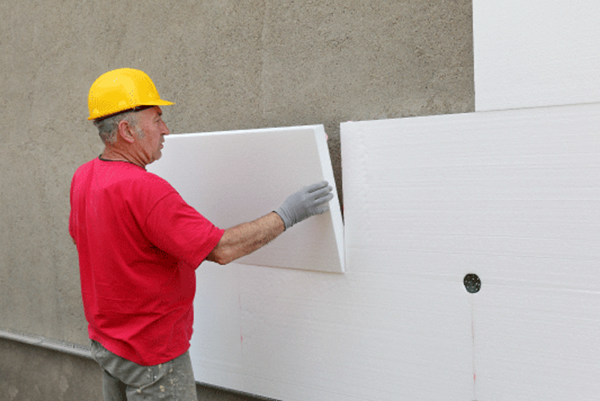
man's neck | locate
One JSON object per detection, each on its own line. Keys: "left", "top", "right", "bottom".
{"left": 100, "top": 147, "right": 144, "bottom": 168}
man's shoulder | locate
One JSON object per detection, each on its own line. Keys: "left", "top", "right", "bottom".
{"left": 129, "top": 169, "right": 178, "bottom": 202}
{"left": 73, "top": 158, "right": 175, "bottom": 194}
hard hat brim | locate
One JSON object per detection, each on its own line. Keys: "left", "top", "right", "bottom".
{"left": 88, "top": 100, "right": 174, "bottom": 121}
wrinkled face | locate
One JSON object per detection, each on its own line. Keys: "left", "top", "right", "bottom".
{"left": 132, "top": 106, "right": 170, "bottom": 165}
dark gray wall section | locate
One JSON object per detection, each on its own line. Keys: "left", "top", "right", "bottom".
{"left": 0, "top": 339, "right": 103, "bottom": 401}
{"left": 0, "top": 0, "right": 473, "bottom": 399}
{"left": 0, "top": 338, "right": 273, "bottom": 401}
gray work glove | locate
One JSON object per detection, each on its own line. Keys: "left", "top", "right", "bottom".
{"left": 275, "top": 181, "right": 334, "bottom": 230}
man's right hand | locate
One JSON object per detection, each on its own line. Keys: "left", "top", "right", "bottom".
{"left": 274, "top": 181, "right": 334, "bottom": 230}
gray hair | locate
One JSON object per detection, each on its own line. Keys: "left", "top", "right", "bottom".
{"left": 93, "top": 111, "right": 139, "bottom": 145}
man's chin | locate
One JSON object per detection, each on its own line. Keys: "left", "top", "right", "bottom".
{"left": 149, "top": 151, "right": 162, "bottom": 165}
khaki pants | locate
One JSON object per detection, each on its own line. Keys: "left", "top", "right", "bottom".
{"left": 90, "top": 340, "right": 197, "bottom": 401}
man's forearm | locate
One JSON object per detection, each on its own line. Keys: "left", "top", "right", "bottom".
{"left": 205, "top": 181, "right": 333, "bottom": 265}
{"left": 206, "top": 212, "right": 285, "bottom": 265}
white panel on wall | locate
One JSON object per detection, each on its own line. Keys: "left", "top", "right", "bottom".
{"left": 152, "top": 105, "right": 599, "bottom": 401}
{"left": 191, "top": 261, "right": 474, "bottom": 401}
{"left": 473, "top": 0, "right": 600, "bottom": 111}
{"left": 147, "top": 125, "right": 344, "bottom": 273}
{"left": 342, "top": 103, "right": 600, "bottom": 400}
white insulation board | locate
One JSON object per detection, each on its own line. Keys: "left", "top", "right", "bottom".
{"left": 147, "top": 125, "right": 344, "bottom": 273}
{"left": 473, "top": 0, "right": 600, "bottom": 111}
{"left": 342, "top": 103, "right": 600, "bottom": 400}
{"left": 151, "top": 105, "right": 599, "bottom": 401}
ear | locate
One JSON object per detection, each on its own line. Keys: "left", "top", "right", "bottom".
{"left": 117, "top": 119, "right": 136, "bottom": 144}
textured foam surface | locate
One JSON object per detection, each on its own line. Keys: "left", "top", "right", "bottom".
{"left": 342, "top": 103, "right": 600, "bottom": 400}
{"left": 148, "top": 125, "right": 344, "bottom": 273}
{"left": 161, "top": 105, "right": 599, "bottom": 400}
{"left": 473, "top": 0, "right": 600, "bottom": 111}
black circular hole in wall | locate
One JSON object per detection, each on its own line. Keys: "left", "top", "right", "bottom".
{"left": 464, "top": 274, "right": 481, "bottom": 293}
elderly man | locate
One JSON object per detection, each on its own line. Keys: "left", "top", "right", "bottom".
{"left": 69, "top": 68, "right": 333, "bottom": 400}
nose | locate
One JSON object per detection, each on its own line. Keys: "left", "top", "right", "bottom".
{"left": 161, "top": 120, "right": 170, "bottom": 136}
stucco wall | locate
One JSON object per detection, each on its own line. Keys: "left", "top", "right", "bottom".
{"left": 0, "top": 0, "right": 473, "bottom": 396}
{"left": 0, "top": 338, "right": 272, "bottom": 401}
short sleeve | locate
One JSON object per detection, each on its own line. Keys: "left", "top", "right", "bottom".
{"left": 143, "top": 191, "right": 224, "bottom": 268}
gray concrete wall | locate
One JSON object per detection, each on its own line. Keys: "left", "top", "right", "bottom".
{"left": 0, "top": 1, "right": 473, "bottom": 399}
{"left": 0, "top": 338, "right": 271, "bottom": 401}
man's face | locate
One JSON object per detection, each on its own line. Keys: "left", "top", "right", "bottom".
{"left": 132, "top": 106, "right": 170, "bottom": 165}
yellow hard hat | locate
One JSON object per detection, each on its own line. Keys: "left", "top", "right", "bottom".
{"left": 88, "top": 68, "right": 174, "bottom": 120}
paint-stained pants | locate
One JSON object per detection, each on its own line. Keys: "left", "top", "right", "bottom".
{"left": 90, "top": 340, "right": 197, "bottom": 401}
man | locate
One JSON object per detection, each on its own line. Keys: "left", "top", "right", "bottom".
{"left": 69, "top": 68, "right": 333, "bottom": 400}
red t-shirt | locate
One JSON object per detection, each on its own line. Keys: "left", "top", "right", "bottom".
{"left": 69, "top": 158, "right": 224, "bottom": 366}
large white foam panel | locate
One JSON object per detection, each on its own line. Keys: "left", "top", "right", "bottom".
{"left": 147, "top": 125, "right": 344, "bottom": 273}
{"left": 342, "top": 103, "right": 600, "bottom": 400}
{"left": 147, "top": 106, "right": 599, "bottom": 401}
{"left": 473, "top": 0, "right": 600, "bottom": 111}
{"left": 191, "top": 262, "right": 473, "bottom": 401}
